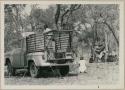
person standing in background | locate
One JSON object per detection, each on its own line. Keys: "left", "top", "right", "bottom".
{"left": 43, "top": 24, "right": 52, "bottom": 34}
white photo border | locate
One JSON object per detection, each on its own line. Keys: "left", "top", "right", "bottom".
{"left": 0, "top": 0, "right": 124, "bottom": 89}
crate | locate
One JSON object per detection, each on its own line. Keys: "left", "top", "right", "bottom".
{"left": 26, "top": 33, "right": 44, "bottom": 53}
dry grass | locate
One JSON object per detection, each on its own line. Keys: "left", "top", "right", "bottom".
{"left": 5, "top": 62, "right": 119, "bottom": 85}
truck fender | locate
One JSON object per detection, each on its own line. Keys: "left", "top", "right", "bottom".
{"left": 27, "top": 60, "right": 36, "bottom": 68}
{"left": 26, "top": 52, "right": 45, "bottom": 66}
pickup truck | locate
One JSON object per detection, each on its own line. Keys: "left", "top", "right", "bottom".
{"left": 5, "top": 30, "right": 78, "bottom": 78}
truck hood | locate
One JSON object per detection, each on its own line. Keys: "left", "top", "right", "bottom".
{"left": 5, "top": 51, "right": 13, "bottom": 57}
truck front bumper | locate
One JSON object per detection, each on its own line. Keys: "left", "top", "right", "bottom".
{"left": 38, "top": 62, "right": 79, "bottom": 67}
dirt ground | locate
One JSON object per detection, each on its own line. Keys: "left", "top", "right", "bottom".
{"left": 5, "top": 62, "right": 119, "bottom": 85}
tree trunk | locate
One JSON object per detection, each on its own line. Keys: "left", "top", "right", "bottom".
{"left": 104, "top": 31, "right": 108, "bottom": 62}
{"left": 55, "top": 5, "right": 61, "bottom": 29}
{"left": 104, "top": 22, "right": 119, "bottom": 46}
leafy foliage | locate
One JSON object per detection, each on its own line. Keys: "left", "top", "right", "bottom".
{"left": 4, "top": 4, "right": 119, "bottom": 58}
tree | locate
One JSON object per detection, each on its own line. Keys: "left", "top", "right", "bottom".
{"left": 4, "top": 4, "right": 26, "bottom": 51}
{"left": 29, "top": 5, "right": 55, "bottom": 32}
{"left": 70, "top": 4, "right": 119, "bottom": 61}
{"left": 55, "top": 4, "right": 81, "bottom": 29}
{"left": 4, "top": 4, "right": 119, "bottom": 62}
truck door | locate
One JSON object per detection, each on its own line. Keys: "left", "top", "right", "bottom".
{"left": 12, "top": 48, "right": 22, "bottom": 67}
{"left": 13, "top": 39, "right": 26, "bottom": 67}
{"left": 20, "top": 38, "right": 27, "bottom": 67}
{"left": 11, "top": 39, "right": 26, "bottom": 68}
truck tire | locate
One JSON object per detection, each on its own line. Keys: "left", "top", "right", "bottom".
{"left": 59, "top": 66, "right": 69, "bottom": 76}
{"left": 6, "top": 61, "right": 16, "bottom": 76}
{"left": 29, "top": 62, "right": 40, "bottom": 78}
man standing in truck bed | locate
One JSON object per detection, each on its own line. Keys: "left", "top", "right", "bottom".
{"left": 43, "top": 24, "right": 55, "bottom": 59}
{"left": 43, "top": 24, "right": 52, "bottom": 34}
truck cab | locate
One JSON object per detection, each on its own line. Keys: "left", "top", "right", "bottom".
{"left": 5, "top": 38, "right": 27, "bottom": 75}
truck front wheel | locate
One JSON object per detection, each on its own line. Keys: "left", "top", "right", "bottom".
{"left": 59, "top": 66, "right": 69, "bottom": 76}
{"left": 6, "top": 61, "right": 16, "bottom": 76}
{"left": 29, "top": 62, "right": 40, "bottom": 78}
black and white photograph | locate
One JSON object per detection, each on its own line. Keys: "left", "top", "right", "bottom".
{"left": 0, "top": 0, "right": 124, "bottom": 89}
